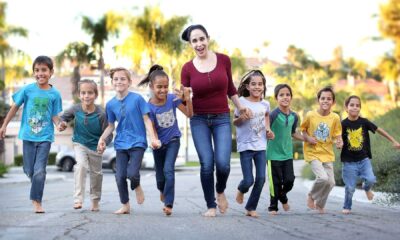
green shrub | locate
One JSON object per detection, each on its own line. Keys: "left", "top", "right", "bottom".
{"left": 14, "top": 154, "right": 23, "bottom": 166}
{"left": 14, "top": 152, "right": 57, "bottom": 166}
{"left": 0, "top": 162, "right": 8, "bottom": 177}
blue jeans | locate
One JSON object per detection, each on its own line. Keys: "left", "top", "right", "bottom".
{"left": 342, "top": 158, "right": 376, "bottom": 210}
{"left": 23, "top": 140, "right": 51, "bottom": 202}
{"left": 238, "top": 150, "right": 266, "bottom": 211}
{"left": 115, "top": 147, "right": 145, "bottom": 204}
{"left": 153, "top": 138, "right": 180, "bottom": 208}
{"left": 190, "top": 113, "right": 232, "bottom": 209}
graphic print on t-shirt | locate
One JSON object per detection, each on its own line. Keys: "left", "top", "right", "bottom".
{"left": 314, "top": 122, "right": 329, "bottom": 142}
{"left": 347, "top": 127, "right": 363, "bottom": 151}
{"left": 156, "top": 109, "right": 175, "bottom": 128}
{"left": 28, "top": 97, "right": 49, "bottom": 134}
{"left": 250, "top": 111, "right": 266, "bottom": 137}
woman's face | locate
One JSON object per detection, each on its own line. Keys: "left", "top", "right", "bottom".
{"left": 189, "top": 29, "right": 209, "bottom": 58}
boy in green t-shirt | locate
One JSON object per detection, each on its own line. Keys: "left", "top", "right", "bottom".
{"left": 267, "top": 84, "right": 305, "bottom": 215}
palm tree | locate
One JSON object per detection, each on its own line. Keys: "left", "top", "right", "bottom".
{"left": 117, "top": 6, "right": 189, "bottom": 76}
{"left": 81, "top": 12, "right": 122, "bottom": 106}
{"left": 56, "top": 42, "right": 93, "bottom": 102}
{"left": 0, "top": 1, "right": 28, "bottom": 98}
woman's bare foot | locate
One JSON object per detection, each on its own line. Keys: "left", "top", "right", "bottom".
{"left": 236, "top": 191, "right": 244, "bottom": 204}
{"left": 342, "top": 209, "right": 351, "bottom": 214}
{"left": 282, "top": 203, "right": 290, "bottom": 211}
{"left": 33, "top": 200, "right": 45, "bottom": 213}
{"left": 203, "top": 208, "right": 216, "bottom": 217}
{"left": 246, "top": 211, "right": 259, "bottom": 218}
{"left": 268, "top": 210, "right": 278, "bottom": 215}
{"left": 114, "top": 203, "right": 130, "bottom": 214}
{"left": 135, "top": 186, "right": 145, "bottom": 204}
{"left": 160, "top": 193, "right": 165, "bottom": 203}
{"left": 307, "top": 194, "right": 316, "bottom": 209}
{"left": 90, "top": 200, "right": 99, "bottom": 212}
{"left": 366, "top": 190, "right": 374, "bottom": 201}
{"left": 163, "top": 207, "right": 172, "bottom": 216}
{"left": 217, "top": 193, "right": 228, "bottom": 214}
{"left": 73, "top": 202, "right": 82, "bottom": 210}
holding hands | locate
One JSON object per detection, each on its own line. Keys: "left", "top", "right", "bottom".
{"left": 174, "top": 86, "right": 192, "bottom": 102}
{"left": 57, "top": 121, "right": 68, "bottom": 132}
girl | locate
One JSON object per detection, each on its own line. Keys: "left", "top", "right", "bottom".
{"left": 340, "top": 95, "right": 400, "bottom": 214}
{"left": 181, "top": 24, "right": 251, "bottom": 217}
{"left": 266, "top": 84, "right": 305, "bottom": 215}
{"left": 97, "top": 67, "right": 160, "bottom": 214}
{"left": 138, "top": 64, "right": 193, "bottom": 216}
{"left": 58, "top": 79, "right": 110, "bottom": 211}
{"left": 234, "top": 70, "right": 274, "bottom": 218}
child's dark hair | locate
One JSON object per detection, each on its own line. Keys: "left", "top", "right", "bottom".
{"left": 317, "top": 86, "right": 336, "bottom": 102}
{"left": 138, "top": 64, "right": 169, "bottom": 87}
{"left": 274, "top": 84, "right": 293, "bottom": 99}
{"left": 78, "top": 79, "right": 98, "bottom": 96}
{"left": 32, "top": 56, "right": 53, "bottom": 72}
{"left": 181, "top": 24, "right": 209, "bottom": 42}
{"left": 344, "top": 95, "right": 361, "bottom": 108}
{"left": 237, "top": 70, "right": 266, "bottom": 98}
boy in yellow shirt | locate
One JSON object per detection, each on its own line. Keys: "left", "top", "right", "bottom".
{"left": 300, "top": 86, "right": 343, "bottom": 213}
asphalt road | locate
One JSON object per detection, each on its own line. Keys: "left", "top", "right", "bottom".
{"left": 0, "top": 163, "right": 399, "bottom": 240}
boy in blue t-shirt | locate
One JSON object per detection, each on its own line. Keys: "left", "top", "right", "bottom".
{"left": 0, "top": 56, "right": 63, "bottom": 213}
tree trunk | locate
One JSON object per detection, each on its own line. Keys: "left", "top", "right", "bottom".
{"left": 71, "top": 65, "right": 81, "bottom": 103}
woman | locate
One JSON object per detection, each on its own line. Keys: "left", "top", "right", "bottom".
{"left": 180, "top": 24, "right": 249, "bottom": 217}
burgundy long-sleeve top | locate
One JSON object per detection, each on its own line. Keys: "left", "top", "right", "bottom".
{"left": 181, "top": 53, "right": 238, "bottom": 114}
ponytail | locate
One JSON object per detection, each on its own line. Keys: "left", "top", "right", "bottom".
{"left": 138, "top": 64, "right": 168, "bottom": 87}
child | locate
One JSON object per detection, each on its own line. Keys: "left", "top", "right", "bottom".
{"left": 97, "top": 67, "right": 160, "bottom": 214}
{"left": 138, "top": 64, "right": 193, "bottom": 216}
{"left": 340, "top": 95, "right": 400, "bottom": 214}
{"left": 300, "top": 86, "right": 343, "bottom": 214}
{"left": 0, "top": 56, "right": 62, "bottom": 213}
{"left": 266, "top": 84, "right": 305, "bottom": 215}
{"left": 58, "top": 79, "right": 111, "bottom": 211}
{"left": 234, "top": 70, "right": 274, "bottom": 218}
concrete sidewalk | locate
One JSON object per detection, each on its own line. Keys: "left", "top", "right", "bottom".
{"left": 0, "top": 165, "right": 66, "bottom": 184}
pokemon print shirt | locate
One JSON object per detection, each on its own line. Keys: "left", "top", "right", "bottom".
{"left": 300, "top": 110, "right": 342, "bottom": 163}
{"left": 148, "top": 94, "right": 182, "bottom": 145}
{"left": 340, "top": 117, "right": 377, "bottom": 162}
{"left": 13, "top": 83, "right": 62, "bottom": 142}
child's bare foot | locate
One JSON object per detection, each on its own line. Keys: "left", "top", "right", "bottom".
{"left": 135, "top": 186, "right": 145, "bottom": 204}
{"left": 342, "top": 209, "right": 351, "bottom": 214}
{"left": 282, "top": 203, "right": 290, "bottom": 211}
{"left": 316, "top": 205, "right": 325, "bottom": 214}
{"left": 307, "top": 194, "right": 316, "bottom": 209}
{"left": 33, "top": 200, "right": 45, "bottom": 213}
{"left": 73, "top": 202, "right": 82, "bottom": 210}
{"left": 246, "top": 210, "right": 259, "bottom": 218}
{"left": 268, "top": 210, "right": 278, "bottom": 215}
{"left": 90, "top": 200, "right": 99, "bottom": 212}
{"left": 203, "top": 208, "right": 216, "bottom": 217}
{"left": 236, "top": 191, "right": 244, "bottom": 204}
{"left": 163, "top": 207, "right": 172, "bottom": 216}
{"left": 366, "top": 190, "right": 374, "bottom": 201}
{"left": 217, "top": 192, "right": 228, "bottom": 214}
{"left": 114, "top": 203, "right": 130, "bottom": 214}
{"left": 160, "top": 193, "right": 165, "bottom": 203}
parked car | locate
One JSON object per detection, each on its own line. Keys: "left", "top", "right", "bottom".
{"left": 56, "top": 144, "right": 186, "bottom": 172}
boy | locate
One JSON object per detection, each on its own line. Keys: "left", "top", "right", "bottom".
{"left": 0, "top": 56, "right": 62, "bottom": 213}
{"left": 300, "top": 86, "right": 343, "bottom": 214}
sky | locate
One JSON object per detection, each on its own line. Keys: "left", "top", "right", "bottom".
{"left": 4, "top": 0, "right": 393, "bottom": 66}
